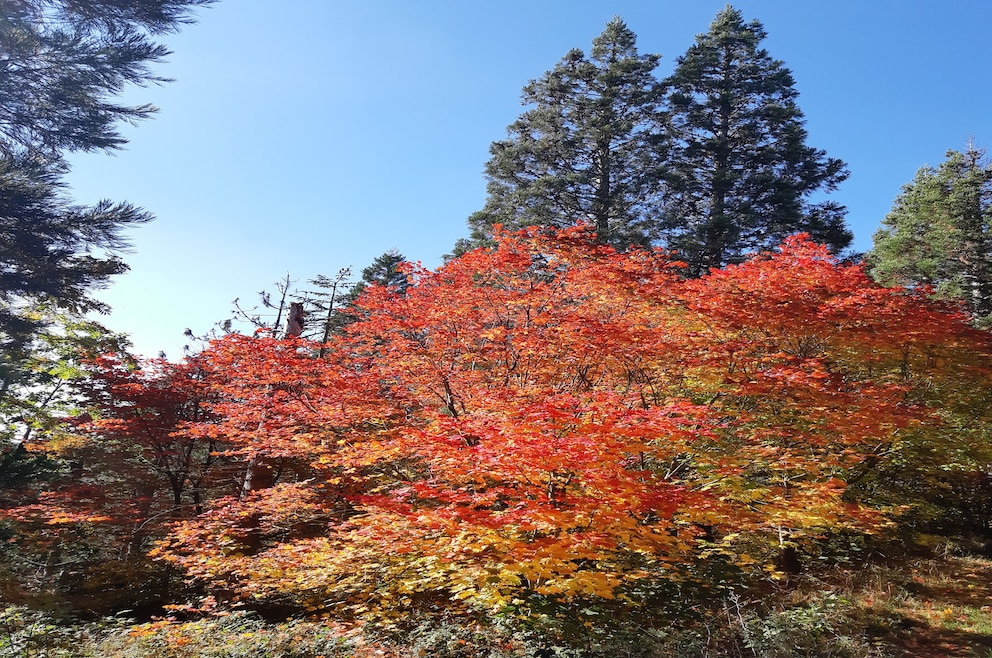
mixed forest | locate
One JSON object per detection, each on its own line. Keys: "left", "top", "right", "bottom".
{"left": 2, "top": 2, "right": 992, "bottom": 656}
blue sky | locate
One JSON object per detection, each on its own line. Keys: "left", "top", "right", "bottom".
{"left": 65, "top": 0, "right": 992, "bottom": 359}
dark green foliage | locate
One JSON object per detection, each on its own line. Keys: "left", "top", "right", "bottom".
{"left": 354, "top": 249, "right": 409, "bottom": 294}
{"left": 462, "top": 17, "right": 667, "bottom": 252}
{"left": 868, "top": 146, "right": 992, "bottom": 327}
{"left": 459, "top": 9, "right": 850, "bottom": 272}
{"left": 0, "top": 158, "right": 151, "bottom": 349}
{"left": 657, "top": 6, "right": 850, "bottom": 275}
{"left": 321, "top": 250, "right": 407, "bottom": 336}
{"left": 0, "top": 0, "right": 215, "bottom": 157}
{"left": 0, "top": 0, "right": 212, "bottom": 348}
{"left": 0, "top": 443, "right": 57, "bottom": 492}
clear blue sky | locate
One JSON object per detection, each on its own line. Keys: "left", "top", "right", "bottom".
{"left": 64, "top": 0, "right": 992, "bottom": 359}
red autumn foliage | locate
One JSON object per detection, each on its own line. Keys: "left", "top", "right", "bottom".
{"left": 19, "top": 227, "right": 990, "bottom": 616}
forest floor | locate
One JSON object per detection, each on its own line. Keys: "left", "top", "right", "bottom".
{"left": 861, "top": 552, "right": 992, "bottom": 657}
{"left": 3, "top": 544, "right": 992, "bottom": 657}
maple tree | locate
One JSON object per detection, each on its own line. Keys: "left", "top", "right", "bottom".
{"left": 10, "top": 227, "right": 983, "bottom": 621}
{"left": 0, "top": 348, "right": 236, "bottom": 612}
{"left": 132, "top": 226, "right": 991, "bottom": 621}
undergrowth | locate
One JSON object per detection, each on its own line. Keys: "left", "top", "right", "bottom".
{"left": 3, "top": 541, "right": 991, "bottom": 657}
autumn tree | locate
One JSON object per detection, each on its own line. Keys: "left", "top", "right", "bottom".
{"left": 461, "top": 17, "right": 666, "bottom": 251}
{"left": 0, "top": 309, "right": 130, "bottom": 508}
{"left": 868, "top": 146, "right": 992, "bottom": 327}
{"left": 148, "top": 228, "right": 990, "bottom": 621}
{"left": 0, "top": 346, "right": 238, "bottom": 613}
{"left": 658, "top": 6, "right": 850, "bottom": 275}
{"left": 78, "top": 353, "right": 231, "bottom": 519}
{"left": 0, "top": 319, "right": 133, "bottom": 607}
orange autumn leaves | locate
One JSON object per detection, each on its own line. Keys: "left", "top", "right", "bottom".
{"left": 115, "top": 228, "right": 992, "bottom": 611}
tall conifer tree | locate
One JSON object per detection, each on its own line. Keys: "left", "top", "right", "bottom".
{"left": 868, "top": 146, "right": 992, "bottom": 326}
{"left": 658, "top": 6, "right": 850, "bottom": 275}
{"left": 0, "top": 0, "right": 212, "bottom": 349}
{"left": 462, "top": 17, "right": 667, "bottom": 251}
{"left": 0, "top": 0, "right": 214, "bottom": 157}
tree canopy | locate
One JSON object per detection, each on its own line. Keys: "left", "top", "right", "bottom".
{"left": 868, "top": 146, "right": 992, "bottom": 327}
{"left": 44, "top": 227, "right": 978, "bottom": 620}
{"left": 658, "top": 6, "right": 851, "bottom": 274}
{"left": 2, "top": 4, "right": 992, "bottom": 652}
{"left": 459, "top": 8, "right": 851, "bottom": 273}
{"left": 462, "top": 17, "right": 667, "bottom": 252}
{"left": 0, "top": 0, "right": 214, "bottom": 157}
{"left": 0, "top": 0, "right": 212, "bottom": 351}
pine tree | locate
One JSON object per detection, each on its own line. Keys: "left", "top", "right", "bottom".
{"left": 355, "top": 249, "right": 409, "bottom": 293}
{"left": 462, "top": 17, "right": 666, "bottom": 251}
{"left": 337, "top": 250, "right": 408, "bottom": 315}
{"left": 301, "top": 250, "right": 408, "bottom": 344}
{"left": 0, "top": 0, "right": 214, "bottom": 157}
{"left": 658, "top": 6, "right": 850, "bottom": 275}
{"left": 0, "top": 157, "right": 151, "bottom": 348}
{"left": 868, "top": 146, "right": 992, "bottom": 326}
{"left": 0, "top": 0, "right": 212, "bottom": 349}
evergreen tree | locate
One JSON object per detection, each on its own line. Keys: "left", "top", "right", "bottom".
{"left": 868, "top": 146, "right": 992, "bottom": 326}
{"left": 658, "top": 6, "right": 850, "bottom": 275}
{"left": 337, "top": 250, "right": 408, "bottom": 313}
{"left": 0, "top": 0, "right": 212, "bottom": 348}
{"left": 305, "top": 250, "right": 407, "bottom": 344}
{"left": 0, "top": 0, "right": 214, "bottom": 157}
{"left": 462, "top": 17, "right": 666, "bottom": 251}
{"left": 355, "top": 249, "right": 409, "bottom": 293}
{"left": 0, "top": 157, "right": 151, "bottom": 348}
